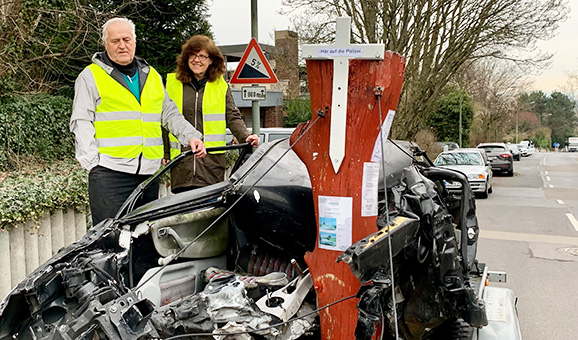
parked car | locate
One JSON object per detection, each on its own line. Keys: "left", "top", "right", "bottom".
{"left": 477, "top": 142, "right": 514, "bottom": 176}
{"left": 506, "top": 143, "right": 521, "bottom": 161}
{"left": 226, "top": 127, "right": 295, "bottom": 144}
{"left": 434, "top": 148, "right": 493, "bottom": 198}
{"left": 518, "top": 140, "right": 535, "bottom": 157}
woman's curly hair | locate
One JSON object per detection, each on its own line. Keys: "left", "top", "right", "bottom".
{"left": 175, "top": 35, "right": 226, "bottom": 83}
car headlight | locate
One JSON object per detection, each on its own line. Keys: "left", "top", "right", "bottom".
{"left": 467, "top": 173, "right": 485, "bottom": 179}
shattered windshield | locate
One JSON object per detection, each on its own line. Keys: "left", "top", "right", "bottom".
{"left": 435, "top": 152, "right": 483, "bottom": 166}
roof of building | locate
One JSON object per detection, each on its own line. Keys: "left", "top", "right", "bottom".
{"left": 218, "top": 43, "right": 277, "bottom": 62}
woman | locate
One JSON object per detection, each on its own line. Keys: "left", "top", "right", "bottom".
{"left": 165, "top": 35, "right": 259, "bottom": 193}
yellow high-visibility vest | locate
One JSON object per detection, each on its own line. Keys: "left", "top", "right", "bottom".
{"left": 166, "top": 73, "right": 227, "bottom": 156}
{"left": 165, "top": 73, "right": 184, "bottom": 159}
{"left": 89, "top": 64, "right": 164, "bottom": 161}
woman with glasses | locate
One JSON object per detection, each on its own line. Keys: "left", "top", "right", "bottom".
{"left": 164, "top": 35, "right": 260, "bottom": 193}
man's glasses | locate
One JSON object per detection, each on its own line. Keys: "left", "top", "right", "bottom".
{"left": 190, "top": 53, "right": 209, "bottom": 61}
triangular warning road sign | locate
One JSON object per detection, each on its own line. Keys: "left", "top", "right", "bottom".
{"left": 230, "top": 38, "right": 278, "bottom": 84}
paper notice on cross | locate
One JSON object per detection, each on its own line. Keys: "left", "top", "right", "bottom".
{"left": 371, "top": 109, "right": 396, "bottom": 162}
{"left": 361, "top": 162, "right": 380, "bottom": 217}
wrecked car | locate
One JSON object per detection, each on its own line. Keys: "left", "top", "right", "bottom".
{"left": 0, "top": 134, "right": 495, "bottom": 340}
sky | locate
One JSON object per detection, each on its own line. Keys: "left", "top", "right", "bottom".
{"left": 207, "top": 0, "right": 578, "bottom": 93}
{"left": 532, "top": 0, "right": 578, "bottom": 93}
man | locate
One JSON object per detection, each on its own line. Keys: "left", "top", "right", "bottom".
{"left": 70, "top": 17, "right": 207, "bottom": 226}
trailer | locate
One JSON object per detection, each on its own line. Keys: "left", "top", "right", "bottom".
{"left": 474, "top": 265, "right": 522, "bottom": 340}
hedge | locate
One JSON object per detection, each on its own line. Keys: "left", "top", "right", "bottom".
{"left": 0, "top": 95, "right": 75, "bottom": 171}
{"left": 0, "top": 160, "right": 89, "bottom": 229}
{"left": 0, "top": 95, "right": 87, "bottom": 230}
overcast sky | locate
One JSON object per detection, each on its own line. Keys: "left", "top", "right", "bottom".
{"left": 208, "top": 0, "right": 578, "bottom": 93}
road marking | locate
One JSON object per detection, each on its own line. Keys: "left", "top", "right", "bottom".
{"left": 480, "top": 230, "right": 578, "bottom": 244}
{"left": 557, "top": 200, "right": 565, "bottom": 205}
{"left": 546, "top": 176, "right": 551, "bottom": 181}
{"left": 566, "top": 213, "right": 578, "bottom": 232}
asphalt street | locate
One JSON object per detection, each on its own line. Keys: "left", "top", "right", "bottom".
{"left": 475, "top": 151, "right": 578, "bottom": 340}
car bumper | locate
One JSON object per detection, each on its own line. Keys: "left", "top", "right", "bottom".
{"left": 489, "top": 162, "right": 511, "bottom": 171}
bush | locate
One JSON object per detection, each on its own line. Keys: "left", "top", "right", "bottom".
{"left": 284, "top": 97, "right": 312, "bottom": 127}
{"left": 0, "top": 95, "right": 75, "bottom": 171}
{"left": 533, "top": 127, "right": 552, "bottom": 149}
{"left": 413, "top": 129, "right": 442, "bottom": 160}
{"left": 0, "top": 160, "right": 88, "bottom": 229}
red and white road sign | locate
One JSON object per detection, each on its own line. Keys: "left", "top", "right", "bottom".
{"left": 230, "top": 38, "right": 278, "bottom": 84}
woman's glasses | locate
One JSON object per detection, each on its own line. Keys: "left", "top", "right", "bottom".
{"left": 190, "top": 53, "right": 209, "bottom": 61}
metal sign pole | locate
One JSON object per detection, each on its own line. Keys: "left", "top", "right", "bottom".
{"left": 251, "top": 0, "right": 261, "bottom": 137}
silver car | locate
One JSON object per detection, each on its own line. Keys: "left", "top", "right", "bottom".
{"left": 434, "top": 148, "right": 493, "bottom": 198}
{"left": 506, "top": 143, "right": 521, "bottom": 161}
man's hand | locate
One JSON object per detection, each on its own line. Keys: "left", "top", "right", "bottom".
{"left": 189, "top": 138, "right": 206, "bottom": 158}
{"left": 246, "top": 134, "right": 260, "bottom": 147}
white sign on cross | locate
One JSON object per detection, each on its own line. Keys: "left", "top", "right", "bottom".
{"left": 302, "top": 17, "right": 385, "bottom": 173}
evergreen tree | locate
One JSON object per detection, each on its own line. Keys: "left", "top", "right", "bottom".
{"left": 426, "top": 90, "right": 474, "bottom": 147}
{"left": 545, "top": 92, "right": 577, "bottom": 144}
{"left": 118, "top": 0, "right": 213, "bottom": 77}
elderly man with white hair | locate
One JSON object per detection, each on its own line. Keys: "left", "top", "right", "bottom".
{"left": 70, "top": 17, "right": 207, "bottom": 226}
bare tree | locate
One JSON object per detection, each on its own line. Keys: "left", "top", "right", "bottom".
{"left": 0, "top": 0, "right": 107, "bottom": 94}
{"left": 464, "top": 58, "right": 529, "bottom": 144}
{"left": 562, "top": 72, "right": 578, "bottom": 103}
{"left": 282, "top": 0, "right": 568, "bottom": 139}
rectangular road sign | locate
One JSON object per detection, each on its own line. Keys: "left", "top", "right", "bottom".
{"left": 241, "top": 86, "right": 267, "bottom": 101}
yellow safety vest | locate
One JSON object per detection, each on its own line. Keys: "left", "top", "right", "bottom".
{"left": 166, "top": 73, "right": 228, "bottom": 156}
{"left": 89, "top": 64, "right": 164, "bottom": 162}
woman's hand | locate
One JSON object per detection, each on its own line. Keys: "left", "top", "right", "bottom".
{"left": 189, "top": 138, "right": 207, "bottom": 158}
{"left": 246, "top": 134, "right": 260, "bottom": 147}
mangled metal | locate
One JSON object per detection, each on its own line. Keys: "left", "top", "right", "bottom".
{"left": 0, "top": 139, "right": 492, "bottom": 340}
{"left": 338, "top": 165, "right": 487, "bottom": 340}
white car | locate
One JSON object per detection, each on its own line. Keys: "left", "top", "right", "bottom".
{"left": 434, "top": 148, "right": 493, "bottom": 198}
{"left": 518, "top": 140, "right": 535, "bottom": 156}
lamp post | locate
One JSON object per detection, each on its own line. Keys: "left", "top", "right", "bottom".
{"left": 505, "top": 85, "right": 517, "bottom": 143}
{"left": 458, "top": 73, "right": 465, "bottom": 147}
{"left": 510, "top": 86, "right": 518, "bottom": 143}
{"left": 459, "top": 92, "right": 463, "bottom": 147}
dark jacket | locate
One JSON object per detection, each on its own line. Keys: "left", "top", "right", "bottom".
{"left": 169, "top": 80, "right": 251, "bottom": 191}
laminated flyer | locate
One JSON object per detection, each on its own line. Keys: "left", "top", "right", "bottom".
{"left": 318, "top": 195, "right": 353, "bottom": 251}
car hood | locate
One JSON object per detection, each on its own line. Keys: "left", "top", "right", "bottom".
{"left": 437, "top": 164, "right": 489, "bottom": 176}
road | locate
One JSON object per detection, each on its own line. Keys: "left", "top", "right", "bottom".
{"left": 475, "top": 151, "right": 578, "bottom": 339}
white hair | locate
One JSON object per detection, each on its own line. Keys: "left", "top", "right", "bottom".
{"left": 101, "top": 17, "right": 136, "bottom": 45}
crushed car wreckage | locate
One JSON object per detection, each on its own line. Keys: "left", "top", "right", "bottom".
{"left": 0, "top": 137, "right": 492, "bottom": 340}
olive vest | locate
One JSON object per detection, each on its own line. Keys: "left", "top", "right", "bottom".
{"left": 89, "top": 64, "right": 164, "bottom": 168}
{"left": 166, "top": 73, "right": 227, "bottom": 156}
